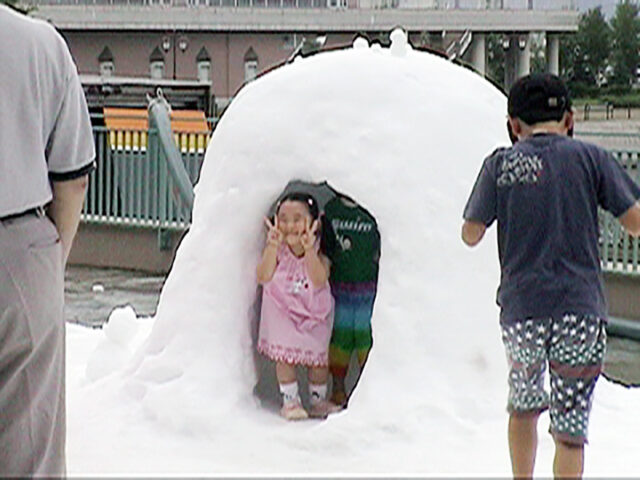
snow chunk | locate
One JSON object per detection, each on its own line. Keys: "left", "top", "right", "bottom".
{"left": 353, "top": 36, "right": 369, "bottom": 50}
{"left": 389, "top": 28, "right": 409, "bottom": 57}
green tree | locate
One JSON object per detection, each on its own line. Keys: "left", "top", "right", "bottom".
{"left": 610, "top": 0, "right": 640, "bottom": 88}
{"left": 559, "top": 33, "right": 578, "bottom": 81}
{"left": 486, "top": 33, "right": 506, "bottom": 90}
{"left": 575, "top": 7, "right": 611, "bottom": 86}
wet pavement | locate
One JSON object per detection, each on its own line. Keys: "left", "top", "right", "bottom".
{"left": 64, "top": 265, "right": 164, "bottom": 328}
{"left": 64, "top": 265, "right": 640, "bottom": 388}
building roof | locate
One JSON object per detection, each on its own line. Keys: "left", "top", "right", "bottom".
{"left": 104, "top": 107, "right": 209, "bottom": 133}
{"left": 244, "top": 47, "right": 258, "bottom": 62}
{"left": 149, "top": 46, "right": 165, "bottom": 62}
{"left": 196, "top": 46, "right": 211, "bottom": 62}
{"left": 33, "top": 6, "right": 579, "bottom": 33}
{"left": 98, "top": 46, "right": 114, "bottom": 62}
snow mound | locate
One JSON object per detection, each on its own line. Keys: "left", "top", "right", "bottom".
{"left": 117, "top": 31, "right": 512, "bottom": 472}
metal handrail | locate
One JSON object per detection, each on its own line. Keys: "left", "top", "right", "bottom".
{"left": 148, "top": 89, "right": 195, "bottom": 210}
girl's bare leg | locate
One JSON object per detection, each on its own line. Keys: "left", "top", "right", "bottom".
{"left": 276, "top": 362, "right": 296, "bottom": 384}
{"left": 308, "top": 366, "right": 329, "bottom": 385}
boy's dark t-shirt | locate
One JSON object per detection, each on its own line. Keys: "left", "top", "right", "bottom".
{"left": 464, "top": 134, "right": 640, "bottom": 322}
{"left": 323, "top": 196, "right": 380, "bottom": 286}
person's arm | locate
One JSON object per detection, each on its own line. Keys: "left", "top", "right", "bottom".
{"left": 257, "top": 244, "right": 278, "bottom": 284}
{"left": 461, "top": 220, "right": 487, "bottom": 247}
{"left": 47, "top": 175, "right": 89, "bottom": 265}
{"left": 257, "top": 217, "right": 282, "bottom": 284}
{"left": 462, "top": 154, "right": 498, "bottom": 247}
{"left": 619, "top": 201, "right": 640, "bottom": 237}
{"left": 301, "top": 218, "right": 329, "bottom": 288}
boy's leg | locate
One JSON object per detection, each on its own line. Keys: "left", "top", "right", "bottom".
{"left": 329, "top": 299, "right": 355, "bottom": 405}
{"left": 500, "top": 318, "right": 551, "bottom": 479}
{"left": 351, "top": 291, "right": 375, "bottom": 396}
{"left": 548, "top": 314, "right": 606, "bottom": 479}
{"left": 508, "top": 411, "right": 540, "bottom": 479}
{"left": 553, "top": 440, "right": 583, "bottom": 479}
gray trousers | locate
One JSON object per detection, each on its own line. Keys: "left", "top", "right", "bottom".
{"left": 0, "top": 214, "right": 65, "bottom": 477}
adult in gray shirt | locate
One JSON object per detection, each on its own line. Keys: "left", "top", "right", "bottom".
{"left": 0, "top": 5, "right": 95, "bottom": 476}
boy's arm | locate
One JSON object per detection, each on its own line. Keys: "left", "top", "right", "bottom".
{"left": 461, "top": 220, "right": 487, "bottom": 247}
{"left": 462, "top": 155, "right": 497, "bottom": 247}
{"left": 619, "top": 201, "right": 640, "bottom": 237}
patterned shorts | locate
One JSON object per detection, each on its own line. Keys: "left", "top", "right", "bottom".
{"left": 500, "top": 313, "right": 607, "bottom": 445}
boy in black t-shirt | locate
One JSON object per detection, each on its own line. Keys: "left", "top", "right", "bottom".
{"left": 462, "top": 73, "right": 640, "bottom": 479}
{"left": 323, "top": 195, "right": 380, "bottom": 407}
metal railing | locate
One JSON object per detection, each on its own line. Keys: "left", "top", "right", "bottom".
{"left": 600, "top": 149, "right": 640, "bottom": 276}
{"left": 24, "top": 0, "right": 576, "bottom": 9}
{"left": 82, "top": 124, "right": 208, "bottom": 231}
{"left": 83, "top": 124, "right": 638, "bottom": 271}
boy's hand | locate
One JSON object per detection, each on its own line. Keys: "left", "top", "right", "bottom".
{"left": 264, "top": 216, "right": 283, "bottom": 248}
{"left": 301, "top": 217, "right": 319, "bottom": 252}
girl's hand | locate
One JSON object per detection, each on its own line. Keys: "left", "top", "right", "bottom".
{"left": 264, "top": 216, "right": 283, "bottom": 248}
{"left": 301, "top": 217, "right": 319, "bottom": 252}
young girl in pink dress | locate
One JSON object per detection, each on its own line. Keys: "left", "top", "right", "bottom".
{"left": 256, "top": 192, "right": 340, "bottom": 420}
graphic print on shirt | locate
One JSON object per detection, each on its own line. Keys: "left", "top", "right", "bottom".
{"left": 332, "top": 218, "right": 374, "bottom": 254}
{"left": 289, "top": 273, "right": 309, "bottom": 295}
{"left": 497, "top": 150, "right": 543, "bottom": 187}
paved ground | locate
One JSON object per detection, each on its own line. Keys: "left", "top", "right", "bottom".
{"left": 64, "top": 265, "right": 640, "bottom": 387}
{"left": 574, "top": 107, "right": 640, "bottom": 150}
{"left": 64, "top": 265, "right": 165, "bottom": 328}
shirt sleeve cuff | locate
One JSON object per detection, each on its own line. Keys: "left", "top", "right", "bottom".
{"left": 49, "top": 160, "right": 96, "bottom": 182}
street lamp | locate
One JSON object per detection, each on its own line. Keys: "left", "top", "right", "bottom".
{"left": 161, "top": 32, "right": 189, "bottom": 80}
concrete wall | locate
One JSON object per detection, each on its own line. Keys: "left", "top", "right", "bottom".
{"left": 604, "top": 272, "right": 640, "bottom": 321}
{"left": 68, "top": 223, "right": 186, "bottom": 273}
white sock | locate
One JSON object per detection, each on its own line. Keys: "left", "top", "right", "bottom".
{"left": 309, "top": 383, "right": 327, "bottom": 406}
{"left": 280, "top": 381, "right": 300, "bottom": 405}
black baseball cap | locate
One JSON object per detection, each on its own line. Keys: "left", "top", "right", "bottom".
{"left": 508, "top": 73, "right": 572, "bottom": 125}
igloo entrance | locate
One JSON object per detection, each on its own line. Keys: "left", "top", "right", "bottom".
{"left": 252, "top": 180, "right": 380, "bottom": 415}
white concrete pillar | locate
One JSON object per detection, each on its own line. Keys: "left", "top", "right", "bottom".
{"left": 469, "top": 32, "right": 486, "bottom": 75}
{"left": 546, "top": 33, "right": 560, "bottom": 75}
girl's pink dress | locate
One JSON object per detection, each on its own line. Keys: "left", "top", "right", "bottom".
{"left": 258, "top": 243, "right": 334, "bottom": 367}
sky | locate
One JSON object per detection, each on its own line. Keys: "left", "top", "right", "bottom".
{"left": 63, "top": 31, "right": 640, "bottom": 476}
{"left": 576, "top": 0, "right": 617, "bottom": 17}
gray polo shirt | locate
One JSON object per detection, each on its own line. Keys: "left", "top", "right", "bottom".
{"left": 0, "top": 6, "right": 95, "bottom": 218}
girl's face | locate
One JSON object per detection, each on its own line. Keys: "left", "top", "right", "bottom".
{"left": 276, "top": 200, "right": 312, "bottom": 247}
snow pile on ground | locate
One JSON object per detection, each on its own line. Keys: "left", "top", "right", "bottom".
{"left": 66, "top": 30, "right": 640, "bottom": 476}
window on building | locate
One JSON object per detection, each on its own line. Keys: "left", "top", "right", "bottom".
{"left": 244, "top": 47, "right": 259, "bottom": 83}
{"left": 244, "top": 61, "right": 258, "bottom": 83}
{"left": 150, "top": 61, "right": 164, "bottom": 79}
{"left": 282, "top": 34, "right": 296, "bottom": 50}
{"left": 100, "top": 61, "right": 115, "bottom": 77}
{"left": 198, "top": 62, "right": 211, "bottom": 82}
{"left": 98, "top": 46, "right": 115, "bottom": 77}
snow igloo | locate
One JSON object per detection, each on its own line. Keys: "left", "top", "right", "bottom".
{"left": 86, "top": 30, "right": 521, "bottom": 473}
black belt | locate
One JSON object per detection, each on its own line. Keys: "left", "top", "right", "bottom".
{"left": 0, "top": 206, "right": 45, "bottom": 223}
